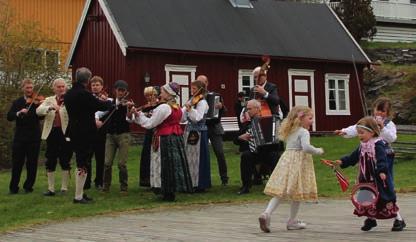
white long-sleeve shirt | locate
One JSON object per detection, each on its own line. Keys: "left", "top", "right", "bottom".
{"left": 285, "top": 127, "right": 323, "bottom": 155}
{"left": 131, "top": 103, "right": 172, "bottom": 129}
{"left": 341, "top": 120, "right": 397, "bottom": 144}
{"left": 181, "top": 99, "right": 208, "bottom": 123}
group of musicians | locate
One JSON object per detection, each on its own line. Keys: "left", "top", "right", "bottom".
{"left": 6, "top": 63, "right": 286, "bottom": 203}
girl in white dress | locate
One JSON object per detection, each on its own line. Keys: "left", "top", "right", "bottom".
{"left": 259, "top": 106, "right": 324, "bottom": 232}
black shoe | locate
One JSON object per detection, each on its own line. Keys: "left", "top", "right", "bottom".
{"left": 60, "top": 189, "right": 68, "bottom": 194}
{"left": 162, "top": 193, "right": 175, "bottom": 202}
{"left": 252, "top": 179, "right": 263, "bottom": 185}
{"left": 194, "top": 188, "right": 206, "bottom": 193}
{"left": 43, "top": 190, "right": 55, "bottom": 196}
{"left": 237, "top": 187, "right": 250, "bottom": 195}
{"left": 24, "top": 188, "right": 34, "bottom": 194}
{"left": 9, "top": 190, "right": 18, "bottom": 195}
{"left": 83, "top": 194, "right": 93, "bottom": 201}
{"left": 361, "top": 218, "right": 377, "bottom": 231}
{"left": 221, "top": 178, "right": 229, "bottom": 186}
{"left": 73, "top": 198, "right": 90, "bottom": 204}
{"left": 392, "top": 219, "right": 406, "bottom": 231}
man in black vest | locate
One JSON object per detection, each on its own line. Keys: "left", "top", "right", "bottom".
{"left": 65, "top": 67, "right": 111, "bottom": 204}
{"left": 197, "top": 75, "right": 229, "bottom": 186}
{"left": 7, "top": 79, "right": 42, "bottom": 194}
{"left": 102, "top": 80, "right": 132, "bottom": 193}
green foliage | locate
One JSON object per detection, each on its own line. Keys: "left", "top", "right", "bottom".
{"left": 0, "top": 138, "right": 415, "bottom": 232}
{"left": 0, "top": 2, "right": 66, "bottom": 168}
{"left": 361, "top": 41, "right": 416, "bottom": 50}
{"left": 335, "top": 0, "right": 377, "bottom": 42}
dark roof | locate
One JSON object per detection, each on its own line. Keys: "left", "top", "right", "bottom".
{"left": 105, "top": 0, "right": 370, "bottom": 63}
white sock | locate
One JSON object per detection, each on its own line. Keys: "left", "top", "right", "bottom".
{"left": 289, "top": 201, "right": 300, "bottom": 222}
{"left": 264, "top": 197, "right": 280, "bottom": 215}
{"left": 47, "top": 172, "right": 55, "bottom": 192}
{"left": 61, "top": 170, "right": 70, "bottom": 191}
{"left": 75, "top": 169, "right": 87, "bottom": 200}
{"left": 396, "top": 212, "right": 403, "bottom": 221}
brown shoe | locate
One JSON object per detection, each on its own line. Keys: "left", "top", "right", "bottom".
{"left": 259, "top": 213, "right": 271, "bottom": 233}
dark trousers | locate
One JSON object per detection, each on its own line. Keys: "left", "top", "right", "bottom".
{"left": 9, "top": 140, "right": 40, "bottom": 193}
{"left": 240, "top": 150, "right": 278, "bottom": 188}
{"left": 45, "top": 127, "right": 72, "bottom": 171}
{"left": 72, "top": 137, "right": 93, "bottom": 171}
{"left": 85, "top": 132, "right": 106, "bottom": 188}
{"left": 208, "top": 131, "right": 228, "bottom": 182}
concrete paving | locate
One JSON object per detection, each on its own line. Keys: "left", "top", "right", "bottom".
{"left": 1, "top": 194, "right": 415, "bottom": 242}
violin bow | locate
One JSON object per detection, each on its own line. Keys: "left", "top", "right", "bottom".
{"left": 27, "top": 81, "right": 46, "bottom": 111}
{"left": 99, "top": 91, "right": 130, "bottom": 128}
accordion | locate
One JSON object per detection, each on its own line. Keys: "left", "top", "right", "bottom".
{"left": 250, "top": 115, "right": 281, "bottom": 153}
{"left": 206, "top": 92, "right": 221, "bottom": 120}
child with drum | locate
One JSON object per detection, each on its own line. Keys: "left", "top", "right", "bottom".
{"left": 258, "top": 106, "right": 324, "bottom": 232}
{"left": 333, "top": 117, "right": 405, "bottom": 231}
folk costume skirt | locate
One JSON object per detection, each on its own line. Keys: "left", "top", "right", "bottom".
{"left": 184, "top": 128, "right": 211, "bottom": 190}
{"left": 150, "top": 134, "right": 193, "bottom": 195}
{"left": 139, "top": 129, "right": 153, "bottom": 187}
{"left": 264, "top": 149, "right": 318, "bottom": 202}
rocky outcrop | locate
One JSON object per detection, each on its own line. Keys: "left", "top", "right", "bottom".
{"left": 366, "top": 48, "right": 416, "bottom": 65}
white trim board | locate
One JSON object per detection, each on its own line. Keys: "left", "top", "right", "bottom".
{"left": 64, "top": 0, "right": 128, "bottom": 70}
{"left": 164, "top": 64, "right": 197, "bottom": 83}
{"left": 326, "top": 4, "right": 372, "bottom": 64}
{"left": 288, "top": 69, "right": 316, "bottom": 131}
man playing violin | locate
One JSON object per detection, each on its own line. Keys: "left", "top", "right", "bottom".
{"left": 64, "top": 67, "right": 112, "bottom": 204}
{"left": 85, "top": 76, "right": 108, "bottom": 190}
{"left": 36, "top": 78, "right": 72, "bottom": 196}
{"left": 7, "top": 78, "right": 42, "bottom": 194}
{"left": 102, "top": 80, "right": 133, "bottom": 194}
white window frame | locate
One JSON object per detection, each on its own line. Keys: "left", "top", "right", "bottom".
{"left": 325, "top": 73, "right": 351, "bottom": 116}
{"left": 238, "top": 69, "right": 254, "bottom": 99}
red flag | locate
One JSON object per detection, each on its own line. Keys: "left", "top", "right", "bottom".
{"left": 334, "top": 169, "right": 349, "bottom": 192}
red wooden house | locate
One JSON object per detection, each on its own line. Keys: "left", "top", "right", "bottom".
{"left": 66, "top": 0, "right": 371, "bottom": 131}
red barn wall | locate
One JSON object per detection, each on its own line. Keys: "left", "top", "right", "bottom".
{"left": 70, "top": 0, "right": 366, "bottom": 132}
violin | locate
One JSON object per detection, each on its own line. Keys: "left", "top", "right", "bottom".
{"left": 26, "top": 93, "right": 45, "bottom": 106}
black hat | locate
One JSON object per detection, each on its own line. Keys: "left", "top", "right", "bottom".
{"left": 114, "top": 80, "right": 128, "bottom": 89}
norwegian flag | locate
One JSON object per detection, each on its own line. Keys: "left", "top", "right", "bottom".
{"left": 321, "top": 159, "right": 350, "bottom": 192}
{"left": 334, "top": 169, "right": 349, "bottom": 192}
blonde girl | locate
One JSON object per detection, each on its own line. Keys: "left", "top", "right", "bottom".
{"left": 259, "top": 106, "right": 324, "bottom": 232}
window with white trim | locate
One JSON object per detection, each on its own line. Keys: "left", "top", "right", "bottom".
{"left": 325, "top": 74, "right": 350, "bottom": 115}
{"left": 238, "top": 69, "right": 254, "bottom": 100}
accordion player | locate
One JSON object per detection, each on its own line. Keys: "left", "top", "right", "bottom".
{"left": 206, "top": 92, "right": 221, "bottom": 120}
{"left": 250, "top": 115, "right": 281, "bottom": 153}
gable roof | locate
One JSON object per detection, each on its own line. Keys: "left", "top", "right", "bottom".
{"left": 66, "top": 0, "right": 371, "bottom": 68}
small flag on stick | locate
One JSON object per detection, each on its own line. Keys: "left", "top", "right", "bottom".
{"left": 321, "top": 159, "right": 350, "bottom": 192}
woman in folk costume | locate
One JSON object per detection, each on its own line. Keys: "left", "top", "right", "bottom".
{"left": 334, "top": 117, "right": 404, "bottom": 232}
{"left": 182, "top": 80, "right": 211, "bottom": 192}
{"left": 259, "top": 106, "right": 324, "bottom": 233}
{"left": 131, "top": 82, "right": 192, "bottom": 201}
{"left": 138, "top": 86, "right": 160, "bottom": 187}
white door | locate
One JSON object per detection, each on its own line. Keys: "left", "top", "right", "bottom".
{"left": 288, "top": 69, "right": 316, "bottom": 131}
{"left": 165, "top": 64, "right": 197, "bottom": 106}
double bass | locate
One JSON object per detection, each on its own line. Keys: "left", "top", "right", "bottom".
{"left": 254, "top": 55, "right": 272, "bottom": 118}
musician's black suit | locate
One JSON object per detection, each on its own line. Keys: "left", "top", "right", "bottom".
{"left": 249, "top": 81, "right": 288, "bottom": 117}
{"left": 64, "top": 82, "right": 112, "bottom": 169}
{"left": 236, "top": 122, "right": 278, "bottom": 195}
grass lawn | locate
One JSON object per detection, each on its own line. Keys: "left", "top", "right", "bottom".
{"left": 0, "top": 134, "right": 415, "bottom": 232}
